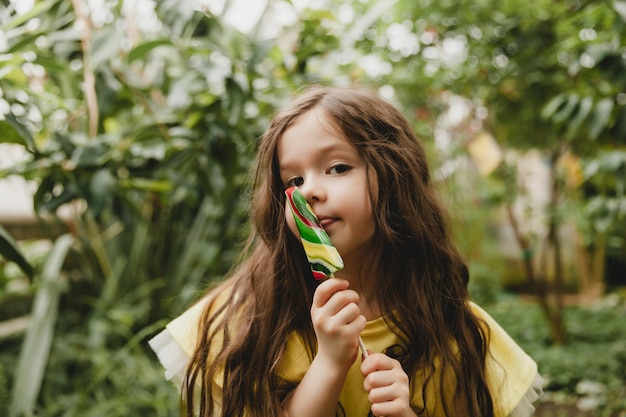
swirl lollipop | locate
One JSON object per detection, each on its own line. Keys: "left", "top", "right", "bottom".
{"left": 285, "top": 187, "right": 344, "bottom": 280}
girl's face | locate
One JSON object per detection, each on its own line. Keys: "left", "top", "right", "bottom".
{"left": 278, "top": 108, "right": 376, "bottom": 267}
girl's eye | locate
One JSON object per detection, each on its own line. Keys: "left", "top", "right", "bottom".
{"left": 329, "top": 164, "right": 351, "bottom": 175}
{"left": 286, "top": 177, "right": 304, "bottom": 187}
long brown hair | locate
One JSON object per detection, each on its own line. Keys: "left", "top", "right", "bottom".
{"left": 183, "top": 86, "right": 494, "bottom": 417}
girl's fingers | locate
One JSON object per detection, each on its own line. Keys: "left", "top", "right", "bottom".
{"left": 331, "top": 301, "right": 362, "bottom": 323}
{"left": 368, "top": 384, "right": 399, "bottom": 403}
{"left": 361, "top": 353, "right": 411, "bottom": 406}
{"left": 312, "top": 278, "right": 349, "bottom": 308}
{"left": 360, "top": 352, "right": 396, "bottom": 375}
{"left": 313, "top": 298, "right": 364, "bottom": 334}
{"left": 363, "top": 371, "right": 398, "bottom": 392}
{"left": 312, "top": 280, "right": 360, "bottom": 320}
{"left": 323, "top": 290, "right": 360, "bottom": 315}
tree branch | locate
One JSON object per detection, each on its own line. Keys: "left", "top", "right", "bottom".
{"left": 70, "top": 0, "right": 99, "bottom": 138}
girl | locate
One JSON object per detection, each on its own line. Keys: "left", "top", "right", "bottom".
{"left": 149, "top": 86, "right": 542, "bottom": 417}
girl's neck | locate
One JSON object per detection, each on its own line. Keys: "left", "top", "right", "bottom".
{"left": 358, "top": 298, "right": 382, "bottom": 322}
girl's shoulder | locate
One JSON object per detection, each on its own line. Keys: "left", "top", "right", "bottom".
{"left": 469, "top": 302, "right": 543, "bottom": 417}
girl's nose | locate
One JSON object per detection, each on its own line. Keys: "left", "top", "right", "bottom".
{"left": 299, "top": 180, "right": 326, "bottom": 203}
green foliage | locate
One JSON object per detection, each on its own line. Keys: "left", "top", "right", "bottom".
{"left": 574, "top": 150, "right": 626, "bottom": 257}
{"left": 0, "top": 0, "right": 306, "bottom": 415}
{"left": 486, "top": 297, "right": 626, "bottom": 413}
{"left": 35, "top": 320, "right": 179, "bottom": 417}
{"left": 0, "top": 0, "right": 279, "bottom": 307}
{"left": 0, "top": 322, "right": 179, "bottom": 417}
{"left": 0, "top": 361, "right": 8, "bottom": 417}
{"left": 370, "top": 0, "right": 626, "bottom": 243}
{"left": 468, "top": 261, "right": 504, "bottom": 305}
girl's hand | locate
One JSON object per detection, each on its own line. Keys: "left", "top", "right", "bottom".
{"left": 311, "top": 279, "right": 366, "bottom": 369}
{"left": 361, "top": 353, "right": 417, "bottom": 417}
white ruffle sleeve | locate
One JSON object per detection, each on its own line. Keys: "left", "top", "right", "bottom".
{"left": 148, "top": 327, "right": 191, "bottom": 387}
{"left": 509, "top": 372, "right": 544, "bottom": 417}
{"left": 149, "top": 294, "right": 211, "bottom": 386}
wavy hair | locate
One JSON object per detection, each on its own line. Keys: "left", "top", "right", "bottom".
{"left": 183, "top": 86, "right": 494, "bottom": 417}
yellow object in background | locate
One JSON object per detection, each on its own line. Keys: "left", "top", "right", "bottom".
{"left": 467, "top": 132, "right": 503, "bottom": 176}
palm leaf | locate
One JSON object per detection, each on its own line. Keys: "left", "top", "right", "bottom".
{"left": 9, "top": 234, "right": 74, "bottom": 417}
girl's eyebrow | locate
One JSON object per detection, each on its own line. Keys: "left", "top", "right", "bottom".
{"left": 279, "top": 142, "right": 353, "bottom": 171}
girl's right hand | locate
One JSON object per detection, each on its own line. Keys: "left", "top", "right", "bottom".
{"left": 311, "top": 279, "right": 367, "bottom": 369}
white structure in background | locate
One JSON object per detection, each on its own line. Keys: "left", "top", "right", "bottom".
{"left": 433, "top": 93, "right": 555, "bottom": 261}
{"left": 0, "top": 144, "right": 36, "bottom": 223}
{"left": 0, "top": 144, "right": 75, "bottom": 242}
{"left": 8, "top": 0, "right": 34, "bottom": 15}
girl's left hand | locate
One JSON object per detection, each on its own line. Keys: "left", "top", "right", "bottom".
{"left": 360, "top": 353, "right": 417, "bottom": 417}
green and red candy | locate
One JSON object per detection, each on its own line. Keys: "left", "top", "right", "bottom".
{"left": 285, "top": 187, "right": 344, "bottom": 280}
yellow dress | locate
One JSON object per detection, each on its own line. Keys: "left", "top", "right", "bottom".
{"left": 149, "top": 290, "right": 542, "bottom": 417}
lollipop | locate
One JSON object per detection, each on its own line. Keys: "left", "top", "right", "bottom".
{"left": 285, "top": 186, "right": 368, "bottom": 357}
{"left": 285, "top": 187, "right": 344, "bottom": 280}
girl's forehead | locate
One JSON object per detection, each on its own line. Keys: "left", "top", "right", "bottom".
{"left": 279, "top": 112, "right": 352, "bottom": 148}
{"left": 276, "top": 111, "right": 362, "bottom": 172}
{"left": 291, "top": 107, "right": 341, "bottom": 135}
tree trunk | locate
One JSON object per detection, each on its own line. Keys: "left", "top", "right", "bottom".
{"left": 506, "top": 201, "right": 567, "bottom": 345}
{"left": 576, "top": 233, "right": 606, "bottom": 304}
{"left": 545, "top": 149, "right": 567, "bottom": 344}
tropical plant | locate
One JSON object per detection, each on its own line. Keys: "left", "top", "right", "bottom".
{"left": 0, "top": 0, "right": 292, "bottom": 415}
{"left": 339, "top": 0, "right": 626, "bottom": 345}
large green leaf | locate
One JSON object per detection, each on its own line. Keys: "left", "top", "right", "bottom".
{"left": 541, "top": 95, "right": 567, "bottom": 121}
{"left": 552, "top": 94, "right": 579, "bottom": 124}
{"left": 7, "top": 33, "right": 42, "bottom": 54}
{"left": 0, "top": 0, "right": 56, "bottom": 31}
{"left": 9, "top": 234, "right": 73, "bottom": 417}
{"left": 0, "top": 225, "right": 34, "bottom": 278}
{"left": 566, "top": 96, "right": 593, "bottom": 138}
{"left": 589, "top": 98, "right": 614, "bottom": 140}
{"left": 127, "top": 39, "right": 175, "bottom": 63}
{"left": 0, "top": 114, "right": 36, "bottom": 152}
{"left": 70, "top": 141, "right": 111, "bottom": 168}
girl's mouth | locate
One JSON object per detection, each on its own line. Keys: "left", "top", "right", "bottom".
{"left": 317, "top": 217, "right": 336, "bottom": 229}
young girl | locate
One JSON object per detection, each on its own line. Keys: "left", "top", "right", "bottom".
{"left": 149, "top": 86, "right": 542, "bottom": 417}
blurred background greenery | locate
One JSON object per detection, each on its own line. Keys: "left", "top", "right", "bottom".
{"left": 0, "top": 0, "right": 624, "bottom": 416}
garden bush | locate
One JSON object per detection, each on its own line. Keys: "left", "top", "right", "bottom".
{"left": 484, "top": 295, "right": 626, "bottom": 415}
